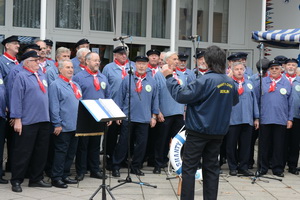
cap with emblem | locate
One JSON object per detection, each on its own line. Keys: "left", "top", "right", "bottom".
{"left": 274, "top": 55, "right": 287, "bottom": 64}
{"left": 134, "top": 56, "right": 149, "bottom": 62}
{"left": 178, "top": 53, "right": 189, "bottom": 61}
{"left": 268, "top": 60, "right": 281, "bottom": 68}
{"left": 113, "top": 46, "right": 127, "bottom": 54}
{"left": 236, "top": 52, "right": 248, "bottom": 59}
{"left": 227, "top": 53, "right": 240, "bottom": 61}
{"left": 146, "top": 49, "right": 161, "bottom": 57}
{"left": 22, "top": 44, "right": 41, "bottom": 52}
{"left": 75, "top": 38, "right": 90, "bottom": 49}
{"left": 194, "top": 51, "right": 205, "bottom": 59}
{"left": 21, "top": 50, "right": 40, "bottom": 61}
{"left": 44, "top": 39, "right": 53, "bottom": 47}
{"left": 285, "top": 58, "right": 298, "bottom": 65}
{"left": 1, "top": 35, "right": 20, "bottom": 46}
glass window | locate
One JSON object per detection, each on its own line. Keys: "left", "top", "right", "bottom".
{"left": 90, "top": 0, "right": 115, "bottom": 32}
{"left": 0, "top": 0, "right": 4, "bottom": 26}
{"left": 122, "top": 0, "right": 146, "bottom": 37}
{"left": 56, "top": 0, "right": 81, "bottom": 29}
{"left": 13, "top": 0, "right": 40, "bottom": 28}
{"left": 213, "top": 0, "right": 229, "bottom": 43}
{"left": 197, "top": 0, "right": 209, "bottom": 42}
{"left": 179, "top": 0, "right": 193, "bottom": 40}
{"left": 152, "top": 0, "right": 171, "bottom": 39}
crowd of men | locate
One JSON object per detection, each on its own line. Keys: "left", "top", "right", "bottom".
{"left": 0, "top": 35, "right": 299, "bottom": 199}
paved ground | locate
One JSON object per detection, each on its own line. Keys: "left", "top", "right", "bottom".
{"left": 1, "top": 149, "right": 300, "bottom": 199}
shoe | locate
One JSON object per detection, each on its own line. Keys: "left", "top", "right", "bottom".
{"left": 238, "top": 169, "right": 254, "bottom": 176}
{"left": 273, "top": 172, "right": 284, "bottom": 177}
{"left": 288, "top": 168, "right": 299, "bottom": 175}
{"left": 12, "top": 182, "right": 22, "bottom": 192}
{"left": 52, "top": 180, "right": 68, "bottom": 188}
{"left": 0, "top": 177, "right": 8, "bottom": 184}
{"left": 112, "top": 169, "right": 120, "bottom": 177}
{"left": 229, "top": 170, "right": 237, "bottom": 176}
{"left": 130, "top": 168, "right": 145, "bottom": 176}
{"left": 153, "top": 167, "right": 161, "bottom": 174}
{"left": 28, "top": 180, "right": 52, "bottom": 187}
{"left": 75, "top": 174, "right": 85, "bottom": 181}
{"left": 62, "top": 177, "right": 78, "bottom": 184}
{"left": 90, "top": 171, "right": 108, "bottom": 179}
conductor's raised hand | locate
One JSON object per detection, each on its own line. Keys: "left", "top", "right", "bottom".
{"left": 161, "top": 64, "right": 173, "bottom": 77}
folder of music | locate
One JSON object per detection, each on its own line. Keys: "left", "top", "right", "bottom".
{"left": 76, "top": 99, "right": 126, "bottom": 136}
{"left": 80, "top": 98, "right": 126, "bottom": 122}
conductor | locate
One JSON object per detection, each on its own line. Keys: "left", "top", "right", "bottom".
{"left": 161, "top": 45, "right": 239, "bottom": 200}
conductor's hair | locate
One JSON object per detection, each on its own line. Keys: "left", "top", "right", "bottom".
{"left": 204, "top": 45, "right": 226, "bottom": 74}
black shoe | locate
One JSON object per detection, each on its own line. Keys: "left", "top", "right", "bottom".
{"left": 52, "top": 180, "right": 68, "bottom": 188}
{"left": 90, "top": 171, "right": 108, "bottom": 179}
{"left": 153, "top": 167, "right": 161, "bottom": 174}
{"left": 0, "top": 177, "right": 8, "bottom": 184}
{"left": 12, "top": 182, "right": 22, "bottom": 192}
{"left": 75, "top": 174, "right": 85, "bottom": 181}
{"left": 130, "top": 168, "right": 145, "bottom": 176}
{"left": 229, "top": 170, "right": 237, "bottom": 176}
{"left": 28, "top": 180, "right": 52, "bottom": 187}
{"left": 273, "top": 172, "right": 284, "bottom": 177}
{"left": 62, "top": 177, "right": 78, "bottom": 184}
{"left": 112, "top": 169, "right": 120, "bottom": 177}
{"left": 238, "top": 169, "right": 254, "bottom": 176}
{"left": 288, "top": 168, "right": 299, "bottom": 175}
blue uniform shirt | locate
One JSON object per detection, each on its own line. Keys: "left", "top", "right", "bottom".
{"left": 0, "top": 72, "right": 6, "bottom": 118}
{"left": 260, "top": 76, "right": 293, "bottom": 125}
{"left": 4, "top": 63, "right": 25, "bottom": 109}
{"left": 155, "top": 70, "right": 186, "bottom": 117}
{"left": 244, "top": 66, "right": 253, "bottom": 79}
{"left": 49, "top": 78, "right": 81, "bottom": 132}
{"left": 102, "top": 61, "right": 136, "bottom": 101}
{"left": 230, "top": 79, "right": 259, "bottom": 126}
{"left": 10, "top": 70, "right": 50, "bottom": 125}
{"left": 116, "top": 74, "right": 159, "bottom": 123}
{"left": 46, "top": 65, "right": 59, "bottom": 86}
{"left": 181, "top": 68, "right": 196, "bottom": 84}
{"left": 71, "top": 57, "right": 80, "bottom": 71}
{"left": 283, "top": 75, "right": 300, "bottom": 119}
{"left": 0, "top": 54, "right": 19, "bottom": 79}
{"left": 73, "top": 70, "right": 110, "bottom": 99}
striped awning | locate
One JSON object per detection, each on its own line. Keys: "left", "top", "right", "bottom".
{"left": 252, "top": 29, "right": 300, "bottom": 48}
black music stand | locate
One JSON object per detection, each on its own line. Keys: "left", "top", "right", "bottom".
{"left": 76, "top": 99, "right": 126, "bottom": 200}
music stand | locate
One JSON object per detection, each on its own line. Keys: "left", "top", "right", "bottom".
{"left": 77, "top": 99, "right": 126, "bottom": 200}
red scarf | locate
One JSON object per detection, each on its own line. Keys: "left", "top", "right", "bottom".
{"left": 173, "top": 71, "right": 180, "bottom": 84}
{"left": 54, "top": 62, "right": 58, "bottom": 67}
{"left": 115, "top": 59, "right": 129, "bottom": 79}
{"left": 59, "top": 75, "right": 82, "bottom": 99}
{"left": 23, "top": 66, "right": 46, "bottom": 93}
{"left": 79, "top": 64, "right": 87, "bottom": 70}
{"left": 148, "top": 64, "right": 158, "bottom": 77}
{"left": 4, "top": 52, "right": 19, "bottom": 65}
{"left": 135, "top": 72, "right": 146, "bottom": 93}
{"left": 85, "top": 67, "right": 100, "bottom": 91}
{"left": 232, "top": 76, "right": 244, "bottom": 95}
{"left": 176, "top": 67, "right": 186, "bottom": 73}
{"left": 199, "top": 68, "right": 208, "bottom": 73}
{"left": 269, "top": 74, "right": 282, "bottom": 93}
{"left": 285, "top": 73, "right": 296, "bottom": 84}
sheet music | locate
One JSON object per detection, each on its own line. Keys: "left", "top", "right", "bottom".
{"left": 80, "top": 99, "right": 126, "bottom": 122}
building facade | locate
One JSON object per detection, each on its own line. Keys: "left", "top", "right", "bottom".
{"left": 0, "top": 0, "right": 265, "bottom": 69}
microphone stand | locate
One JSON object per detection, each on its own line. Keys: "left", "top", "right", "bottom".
{"left": 110, "top": 38, "right": 157, "bottom": 191}
{"left": 251, "top": 42, "right": 282, "bottom": 184}
{"left": 190, "top": 36, "right": 200, "bottom": 77}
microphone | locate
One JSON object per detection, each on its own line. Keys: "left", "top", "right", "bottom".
{"left": 257, "top": 42, "right": 264, "bottom": 49}
{"left": 113, "top": 35, "right": 131, "bottom": 41}
{"left": 188, "top": 35, "right": 199, "bottom": 40}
